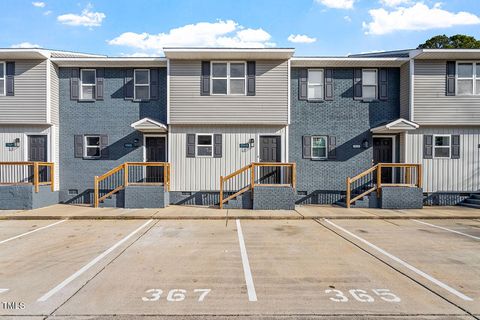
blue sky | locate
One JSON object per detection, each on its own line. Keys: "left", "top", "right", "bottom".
{"left": 2, "top": 0, "right": 480, "bottom": 56}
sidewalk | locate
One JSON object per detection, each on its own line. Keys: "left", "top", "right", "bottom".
{"left": 0, "top": 204, "right": 479, "bottom": 220}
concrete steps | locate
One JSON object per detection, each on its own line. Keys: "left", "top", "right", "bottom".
{"left": 459, "top": 194, "right": 480, "bottom": 209}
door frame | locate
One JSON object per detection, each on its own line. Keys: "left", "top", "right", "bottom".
{"left": 24, "top": 133, "right": 50, "bottom": 162}
{"left": 372, "top": 135, "right": 396, "bottom": 164}
{"left": 256, "top": 134, "right": 284, "bottom": 163}
{"left": 143, "top": 134, "right": 168, "bottom": 162}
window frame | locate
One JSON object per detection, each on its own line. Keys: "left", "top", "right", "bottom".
{"left": 83, "top": 135, "right": 101, "bottom": 159}
{"left": 134, "top": 69, "right": 151, "bottom": 101}
{"left": 210, "top": 61, "right": 247, "bottom": 96}
{"left": 311, "top": 135, "right": 328, "bottom": 160}
{"left": 80, "top": 69, "right": 96, "bottom": 100}
{"left": 0, "top": 61, "right": 5, "bottom": 97}
{"left": 195, "top": 133, "right": 214, "bottom": 158}
{"left": 433, "top": 134, "right": 451, "bottom": 159}
{"left": 456, "top": 61, "right": 479, "bottom": 96}
{"left": 362, "top": 68, "right": 378, "bottom": 100}
{"left": 307, "top": 68, "right": 324, "bottom": 101}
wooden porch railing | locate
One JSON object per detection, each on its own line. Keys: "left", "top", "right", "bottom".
{"left": 94, "top": 162, "right": 170, "bottom": 208}
{"left": 345, "top": 163, "right": 422, "bottom": 208}
{"left": 0, "top": 162, "right": 54, "bottom": 193}
{"left": 219, "top": 162, "right": 296, "bottom": 209}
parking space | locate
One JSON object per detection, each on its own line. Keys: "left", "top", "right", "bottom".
{"left": 0, "top": 220, "right": 153, "bottom": 316}
{"left": 322, "top": 219, "right": 480, "bottom": 316}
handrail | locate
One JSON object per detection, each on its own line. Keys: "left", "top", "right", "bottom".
{"left": 219, "top": 162, "right": 296, "bottom": 209}
{"left": 345, "top": 163, "right": 422, "bottom": 208}
{"left": 0, "top": 161, "right": 54, "bottom": 193}
{"left": 94, "top": 162, "right": 171, "bottom": 208}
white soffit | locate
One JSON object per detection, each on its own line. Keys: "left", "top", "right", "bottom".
{"left": 131, "top": 118, "right": 168, "bottom": 133}
{"left": 371, "top": 118, "right": 419, "bottom": 133}
{"left": 51, "top": 57, "right": 167, "bottom": 68}
{"left": 291, "top": 57, "right": 409, "bottom": 68}
{"left": 164, "top": 48, "right": 295, "bottom": 60}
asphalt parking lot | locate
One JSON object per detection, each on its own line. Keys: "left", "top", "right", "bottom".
{"left": 0, "top": 217, "right": 478, "bottom": 319}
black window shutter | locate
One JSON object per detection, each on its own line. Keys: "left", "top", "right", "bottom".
{"left": 379, "top": 68, "right": 388, "bottom": 101}
{"left": 150, "top": 68, "right": 159, "bottom": 100}
{"left": 186, "top": 134, "right": 196, "bottom": 158}
{"left": 324, "top": 68, "right": 334, "bottom": 101}
{"left": 446, "top": 61, "right": 456, "bottom": 96}
{"left": 353, "top": 68, "right": 362, "bottom": 99}
{"left": 100, "top": 135, "right": 109, "bottom": 159}
{"left": 74, "top": 135, "right": 83, "bottom": 158}
{"left": 214, "top": 134, "right": 222, "bottom": 158}
{"left": 302, "top": 135, "right": 311, "bottom": 159}
{"left": 328, "top": 136, "right": 337, "bottom": 159}
{"left": 451, "top": 135, "right": 461, "bottom": 159}
{"left": 201, "top": 61, "right": 210, "bottom": 96}
{"left": 71, "top": 68, "right": 80, "bottom": 100}
{"left": 246, "top": 61, "right": 256, "bottom": 96}
{"left": 299, "top": 69, "right": 308, "bottom": 100}
{"left": 6, "top": 62, "right": 15, "bottom": 96}
{"left": 423, "top": 135, "right": 433, "bottom": 159}
{"left": 124, "top": 69, "right": 134, "bottom": 100}
{"left": 95, "top": 68, "right": 104, "bottom": 100}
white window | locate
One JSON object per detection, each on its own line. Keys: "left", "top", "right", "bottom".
{"left": 196, "top": 134, "right": 213, "bottom": 157}
{"left": 434, "top": 135, "right": 451, "bottom": 158}
{"left": 457, "top": 62, "right": 480, "bottom": 95}
{"left": 84, "top": 135, "right": 101, "bottom": 159}
{"left": 211, "top": 62, "right": 246, "bottom": 95}
{"left": 362, "top": 69, "right": 377, "bottom": 99}
{"left": 80, "top": 69, "right": 96, "bottom": 100}
{"left": 312, "top": 136, "right": 328, "bottom": 159}
{"left": 0, "top": 62, "right": 5, "bottom": 96}
{"left": 134, "top": 69, "right": 150, "bottom": 100}
{"left": 308, "top": 69, "right": 324, "bottom": 100}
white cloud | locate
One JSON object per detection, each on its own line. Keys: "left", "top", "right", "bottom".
{"left": 344, "top": 15, "right": 352, "bottom": 22}
{"left": 43, "top": 10, "right": 52, "bottom": 15}
{"left": 287, "top": 34, "right": 317, "bottom": 43}
{"left": 11, "top": 42, "right": 42, "bottom": 48}
{"left": 363, "top": 2, "right": 480, "bottom": 35}
{"left": 379, "top": 0, "right": 411, "bottom": 7}
{"left": 32, "top": 1, "right": 46, "bottom": 8}
{"left": 315, "top": 0, "right": 355, "bottom": 9}
{"left": 57, "top": 4, "right": 106, "bottom": 27}
{"left": 108, "top": 20, "right": 275, "bottom": 54}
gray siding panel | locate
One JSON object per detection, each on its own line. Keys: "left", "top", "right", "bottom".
{"left": 0, "top": 60, "right": 47, "bottom": 124}
{"left": 414, "top": 60, "right": 480, "bottom": 124}
{"left": 169, "top": 60, "right": 289, "bottom": 124}
{"left": 399, "top": 62, "right": 410, "bottom": 120}
{"left": 50, "top": 62, "right": 59, "bottom": 125}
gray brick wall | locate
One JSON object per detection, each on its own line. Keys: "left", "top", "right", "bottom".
{"left": 59, "top": 68, "right": 167, "bottom": 204}
{"left": 290, "top": 67, "right": 400, "bottom": 204}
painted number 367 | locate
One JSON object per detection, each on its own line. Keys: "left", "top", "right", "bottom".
{"left": 142, "top": 289, "right": 211, "bottom": 302}
{"left": 325, "top": 289, "right": 401, "bottom": 303}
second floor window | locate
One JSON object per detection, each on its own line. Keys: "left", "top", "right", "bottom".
{"left": 134, "top": 69, "right": 150, "bottom": 100}
{"left": 211, "top": 62, "right": 246, "bottom": 95}
{"left": 362, "top": 69, "right": 377, "bottom": 99}
{"left": 80, "top": 69, "right": 96, "bottom": 100}
{"left": 308, "top": 69, "right": 324, "bottom": 100}
{"left": 457, "top": 62, "right": 480, "bottom": 95}
{"left": 0, "top": 62, "right": 5, "bottom": 96}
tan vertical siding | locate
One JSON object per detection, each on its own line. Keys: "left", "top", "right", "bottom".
{"left": 0, "top": 60, "right": 47, "bottom": 124}
{"left": 169, "top": 60, "right": 289, "bottom": 124}
{"left": 405, "top": 127, "right": 480, "bottom": 192}
{"left": 399, "top": 62, "right": 410, "bottom": 119}
{"left": 414, "top": 60, "right": 480, "bottom": 125}
{"left": 170, "top": 125, "right": 287, "bottom": 191}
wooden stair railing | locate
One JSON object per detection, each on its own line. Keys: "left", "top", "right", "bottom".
{"left": 0, "top": 162, "right": 55, "bottom": 192}
{"left": 94, "top": 162, "right": 170, "bottom": 208}
{"left": 345, "top": 163, "right": 422, "bottom": 208}
{"left": 219, "top": 162, "right": 296, "bottom": 209}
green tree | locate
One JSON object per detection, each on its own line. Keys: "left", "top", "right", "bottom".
{"left": 418, "top": 34, "right": 480, "bottom": 49}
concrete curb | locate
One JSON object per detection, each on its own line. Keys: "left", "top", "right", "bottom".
{"left": 0, "top": 215, "right": 479, "bottom": 220}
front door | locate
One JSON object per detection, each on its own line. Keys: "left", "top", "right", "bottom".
{"left": 145, "top": 136, "right": 166, "bottom": 183}
{"left": 373, "top": 137, "right": 393, "bottom": 183}
{"left": 259, "top": 136, "right": 281, "bottom": 184}
{"left": 28, "top": 135, "right": 48, "bottom": 183}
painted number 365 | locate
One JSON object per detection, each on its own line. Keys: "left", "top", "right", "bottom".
{"left": 142, "top": 289, "right": 211, "bottom": 302}
{"left": 325, "top": 289, "right": 401, "bottom": 303}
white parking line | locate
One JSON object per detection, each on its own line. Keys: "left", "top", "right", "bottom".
{"left": 412, "top": 219, "right": 480, "bottom": 241}
{"left": 37, "top": 219, "right": 153, "bottom": 302}
{"left": 0, "top": 220, "right": 66, "bottom": 245}
{"left": 236, "top": 219, "right": 257, "bottom": 302}
{"left": 0, "top": 289, "right": 8, "bottom": 294}
{"left": 323, "top": 219, "right": 473, "bottom": 302}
